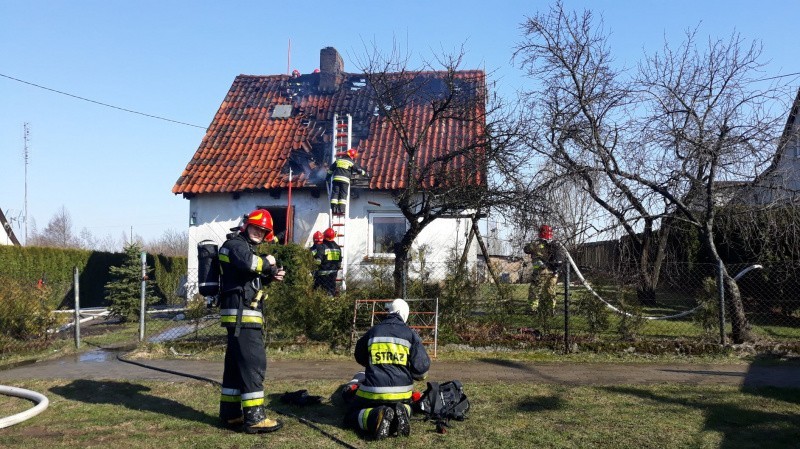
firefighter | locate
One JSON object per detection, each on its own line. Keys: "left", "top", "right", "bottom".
{"left": 318, "top": 227, "right": 341, "bottom": 296}
{"left": 309, "top": 231, "right": 327, "bottom": 290}
{"left": 218, "top": 209, "right": 286, "bottom": 434}
{"left": 345, "top": 299, "right": 430, "bottom": 439}
{"left": 327, "top": 148, "right": 368, "bottom": 215}
{"left": 523, "top": 224, "right": 563, "bottom": 317}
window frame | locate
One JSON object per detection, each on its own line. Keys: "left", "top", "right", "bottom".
{"left": 367, "top": 212, "right": 408, "bottom": 258}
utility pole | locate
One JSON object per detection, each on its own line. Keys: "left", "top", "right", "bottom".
{"left": 23, "top": 123, "right": 30, "bottom": 244}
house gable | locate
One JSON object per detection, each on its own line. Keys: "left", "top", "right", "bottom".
{"left": 0, "top": 208, "right": 21, "bottom": 246}
{"left": 735, "top": 87, "right": 800, "bottom": 204}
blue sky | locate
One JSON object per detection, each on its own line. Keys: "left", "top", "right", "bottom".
{"left": 1, "top": 1, "right": 798, "bottom": 244}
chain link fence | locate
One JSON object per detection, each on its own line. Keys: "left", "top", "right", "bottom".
{"left": 2, "top": 256, "right": 799, "bottom": 360}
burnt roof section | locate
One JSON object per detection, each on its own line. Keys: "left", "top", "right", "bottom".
{"left": 172, "top": 55, "right": 486, "bottom": 195}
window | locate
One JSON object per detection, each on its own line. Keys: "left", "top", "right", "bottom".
{"left": 369, "top": 213, "right": 406, "bottom": 257}
{"left": 256, "top": 205, "right": 292, "bottom": 243}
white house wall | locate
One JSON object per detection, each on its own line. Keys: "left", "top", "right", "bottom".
{"left": 185, "top": 189, "right": 477, "bottom": 294}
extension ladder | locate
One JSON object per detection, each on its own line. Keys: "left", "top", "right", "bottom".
{"left": 328, "top": 113, "right": 352, "bottom": 291}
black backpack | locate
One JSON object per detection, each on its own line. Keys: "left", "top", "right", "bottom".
{"left": 417, "top": 380, "right": 470, "bottom": 432}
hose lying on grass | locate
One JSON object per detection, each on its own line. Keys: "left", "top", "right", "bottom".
{"left": 0, "top": 385, "right": 49, "bottom": 428}
{"left": 559, "top": 242, "right": 762, "bottom": 320}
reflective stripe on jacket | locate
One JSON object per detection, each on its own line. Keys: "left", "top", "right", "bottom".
{"left": 328, "top": 156, "right": 366, "bottom": 184}
{"left": 218, "top": 233, "right": 270, "bottom": 329}
{"left": 354, "top": 314, "right": 430, "bottom": 402}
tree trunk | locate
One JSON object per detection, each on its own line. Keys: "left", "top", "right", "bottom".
{"left": 635, "top": 227, "right": 657, "bottom": 306}
{"left": 392, "top": 251, "right": 408, "bottom": 299}
{"left": 701, "top": 225, "right": 753, "bottom": 343}
{"left": 471, "top": 219, "right": 504, "bottom": 296}
{"left": 393, "top": 231, "right": 418, "bottom": 298}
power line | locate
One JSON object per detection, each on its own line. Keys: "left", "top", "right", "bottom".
{"left": 0, "top": 72, "right": 206, "bottom": 129}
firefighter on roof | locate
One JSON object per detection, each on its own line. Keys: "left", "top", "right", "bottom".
{"left": 327, "top": 148, "right": 368, "bottom": 215}
{"left": 217, "top": 209, "right": 286, "bottom": 434}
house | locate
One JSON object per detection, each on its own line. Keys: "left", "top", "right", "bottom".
{"left": 0, "top": 208, "right": 21, "bottom": 246}
{"left": 173, "top": 47, "right": 485, "bottom": 294}
{"left": 734, "top": 87, "right": 800, "bottom": 205}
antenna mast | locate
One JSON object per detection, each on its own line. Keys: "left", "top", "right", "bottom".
{"left": 23, "top": 122, "right": 29, "bottom": 244}
{"left": 287, "top": 38, "right": 291, "bottom": 75}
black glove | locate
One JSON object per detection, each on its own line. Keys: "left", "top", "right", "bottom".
{"left": 280, "top": 389, "right": 322, "bottom": 406}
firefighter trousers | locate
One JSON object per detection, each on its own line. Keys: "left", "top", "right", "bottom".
{"left": 219, "top": 326, "right": 267, "bottom": 425}
{"left": 330, "top": 181, "right": 349, "bottom": 214}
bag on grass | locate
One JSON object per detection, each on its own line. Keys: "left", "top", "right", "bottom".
{"left": 417, "top": 380, "right": 470, "bottom": 426}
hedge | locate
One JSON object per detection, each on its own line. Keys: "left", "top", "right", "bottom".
{"left": 0, "top": 245, "right": 187, "bottom": 308}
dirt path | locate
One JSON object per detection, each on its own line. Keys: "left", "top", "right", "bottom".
{"left": 1, "top": 349, "right": 799, "bottom": 388}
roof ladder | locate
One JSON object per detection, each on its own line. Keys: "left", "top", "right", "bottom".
{"left": 328, "top": 113, "right": 352, "bottom": 291}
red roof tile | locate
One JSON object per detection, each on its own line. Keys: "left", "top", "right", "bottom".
{"left": 173, "top": 70, "right": 486, "bottom": 195}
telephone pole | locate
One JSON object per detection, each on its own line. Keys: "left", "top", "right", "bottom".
{"left": 23, "top": 122, "right": 30, "bottom": 244}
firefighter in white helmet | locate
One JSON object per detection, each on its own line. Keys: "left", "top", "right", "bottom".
{"left": 345, "top": 299, "right": 430, "bottom": 439}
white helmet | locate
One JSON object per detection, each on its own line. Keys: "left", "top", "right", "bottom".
{"left": 387, "top": 299, "right": 410, "bottom": 323}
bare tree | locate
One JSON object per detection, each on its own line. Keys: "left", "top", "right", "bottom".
{"left": 354, "top": 43, "right": 514, "bottom": 296}
{"left": 79, "top": 228, "right": 120, "bottom": 252}
{"left": 515, "top": 3, "right": 673, "bottom": 305}
{"left": 634, "top": 30, "right": 784, "bottom": 343}
{"left": 28, "top": 206, "right": 81, "bottom": 248}
{"left": 514, "top": 2, "right": 786, "bottom": 342}
{"left": 145, "top": 228, "right": 188, "bottom": 257}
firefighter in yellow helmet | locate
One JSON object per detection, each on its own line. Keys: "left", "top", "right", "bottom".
{"left": 327, "top": 148, "right": 368, "bottom": 215}
{"left": 218, "top": 209, "right": 286, "bottom": 433}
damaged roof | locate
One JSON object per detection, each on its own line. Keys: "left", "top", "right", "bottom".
{"left": 172, "top": 52, "right": 486, "bottom": 196}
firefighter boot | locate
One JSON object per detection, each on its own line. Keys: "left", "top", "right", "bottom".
{"left": 243, "top": 406, "right": 283, "bottom": 434}
{"left": 393, "top": 403, "right": 411, "bottom": 437}
{"left": 219, "top": 401, "right": 243, "bottom": 428}
{"left": 367, "top": 405, "right": 394, "bottom": 440}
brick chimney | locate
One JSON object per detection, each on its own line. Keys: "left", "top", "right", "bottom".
{"left": 319, "top": 47, "right": 344, "bottom": 93}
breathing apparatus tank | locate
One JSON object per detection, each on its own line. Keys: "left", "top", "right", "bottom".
{"left": 197, "top": 240, "right": 220, "bottom": 297}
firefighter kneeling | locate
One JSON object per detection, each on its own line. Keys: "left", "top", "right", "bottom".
{"left": 344, "top": 299, "right": 431, "bottom": 439}
{"left": 218, "top": 209, "right": 286, "bottom": 434}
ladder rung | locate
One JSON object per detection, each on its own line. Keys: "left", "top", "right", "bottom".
{"left": 332, "top": 223, "right": 344, "bottom": 227}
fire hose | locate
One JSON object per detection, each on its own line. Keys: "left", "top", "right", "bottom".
{"left": 0, "top": 385, "right": 49, "bottom": 428}
{"left": 559, "top": 242, "right": 763, "bottom": 320}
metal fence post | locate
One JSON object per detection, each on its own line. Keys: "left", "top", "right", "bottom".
{"left": 139, "top": 251, "right": 146, "bottom": 342}
{"left": 564, "top": 261, "right": 570, "bottom": 354}
{"left": 717, "top": 259, "right": 726, "bottom": 345}
{"left": 73, "top": 266, "right": 80, "bottom": 348}
{"left": 433, "top": 297, "right": 439, "bottom": 359}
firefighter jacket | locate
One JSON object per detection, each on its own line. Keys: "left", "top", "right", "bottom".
{"left": 523, "top": 239, "right": 564, "bottom": 273}
{"left": 318, "top": 240, "right": 342, "bottom": 275}
{"left": 354, "top": 313, "right": 431, "bottom": 402}
{"left": 310, "top": 243, "right": 326, "bottom": 267}
{"left": 217, "top": 233, "right": 275, "bottom": 329}
{"left": 327, "top": 155, "right": 366, "bottom": 184}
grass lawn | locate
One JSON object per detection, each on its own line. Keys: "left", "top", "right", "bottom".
{"left": 0, "top": 379, "right": 798, "bottom": 448}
